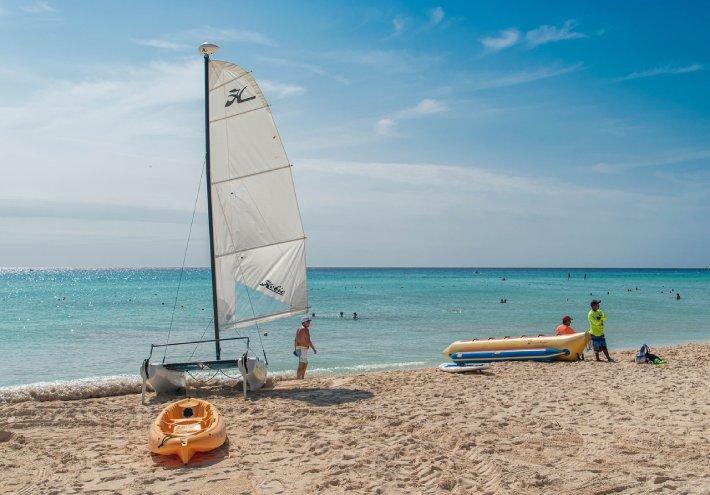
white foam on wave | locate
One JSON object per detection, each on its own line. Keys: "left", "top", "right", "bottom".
{"left": 0, "top": 371, "right": 243, "bottom": 404}
{"left": 0, "top": 374, "right": 144, "bottom": 403}
{"left": 0, "top": 361, "right": 431, "bottom": 403}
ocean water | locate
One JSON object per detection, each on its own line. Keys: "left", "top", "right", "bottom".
{"left": 1, "top": 268, "right": 709, "bottom": 395}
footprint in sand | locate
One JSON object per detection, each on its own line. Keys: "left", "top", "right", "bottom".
{"left": 16, "top": 465, "right": 49, "bottom": 495}
{"left": 257, "top": 477, "right": 287, "bottom": 494}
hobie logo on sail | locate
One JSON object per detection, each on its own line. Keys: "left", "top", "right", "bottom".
{"left": 259, "top": 280, "right": 285, "bottom": 296}
{"left": 225, "top": 87, "right": 256, "bottom": 107}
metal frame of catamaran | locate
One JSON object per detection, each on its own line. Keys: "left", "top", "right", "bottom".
{"left": 140, "top": 42, "right": 309, "bottom": 402}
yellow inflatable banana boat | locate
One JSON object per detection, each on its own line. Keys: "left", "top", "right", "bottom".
{"left": 148, "top": 398, "right": 226, "bottom": 464}
{"left": 443, "top": 332, "right": 589, "bottom": 363}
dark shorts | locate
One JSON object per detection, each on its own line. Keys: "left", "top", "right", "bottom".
{"left": 591, "top": 335, "right": 607, "bottom": 351}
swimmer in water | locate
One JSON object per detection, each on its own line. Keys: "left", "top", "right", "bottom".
{"left": 353, "top": 312, "right": 358, "bottom": 320}
{"left": 339, "top": 312, "right": 344, "bottom": 318}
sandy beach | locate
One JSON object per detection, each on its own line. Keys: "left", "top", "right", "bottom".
{"left": 1, "top": 343, "right": 708, "bottom": 494}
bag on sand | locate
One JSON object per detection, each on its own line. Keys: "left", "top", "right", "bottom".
{"left": 635, "top": 344, "right": 650, "bottom": 364}
{"left": 636, "top": 344, "right": 667, "bottom": 365}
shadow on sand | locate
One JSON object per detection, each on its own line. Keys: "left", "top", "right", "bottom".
{"left": 142, "top": 385, "right": 373, "bottom": 407}
{"left": 142, "top": 386, "right": 242, "bottom": 406}
{"left": 151, "top": 437, "right": 230, "bottom": 469}
{"left": 250, "top": 387, "right": 374, "bottom": 406}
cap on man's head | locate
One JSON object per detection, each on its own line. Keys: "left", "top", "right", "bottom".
{"left": 590, "top": 299, "right": 601, "bottom": 307}
{"left": 301, "top": 316, "right": 311, "bottom": 323}
{"left": 562, "top": 315, "right": 572, "bottom": 323}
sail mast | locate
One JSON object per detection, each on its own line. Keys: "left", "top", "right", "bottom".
{"left": 199, "top": 42, "right": 221, "bottom": 361}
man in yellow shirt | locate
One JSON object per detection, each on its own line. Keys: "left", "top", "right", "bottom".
{"left": 588, "top": 300, "right": 613, "bottom": 362}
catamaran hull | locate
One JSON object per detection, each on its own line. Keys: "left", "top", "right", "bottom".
{"left": 141, "top": 362, "right": 186, "bottom": 394}
{"left": 140, "top": 354, "right": 268, "bottom": 403}
{"left": 240, "top": 356, "right": 268, "bottom": 391}
{"left": 443, "top": 332, "right": 589, "bottom": 363}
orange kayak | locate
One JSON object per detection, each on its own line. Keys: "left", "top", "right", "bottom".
{"left": 148, "top": 398, "right": 226, "bottom": 464}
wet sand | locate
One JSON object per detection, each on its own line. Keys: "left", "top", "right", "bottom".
{"left": 1, "top": 343, "right": 709, "bottom": 494}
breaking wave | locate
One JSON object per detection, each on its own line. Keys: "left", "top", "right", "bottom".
{"left": 0, "top": 372, "right": 239, "bottom": 404}
{"left": 0, "top": 360, "right": 430, "bottom": 403}
{"left": 0, "top": 374, "right": 144, "bottom": 404}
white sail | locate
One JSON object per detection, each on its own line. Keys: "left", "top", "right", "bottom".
{"left": 208, "top": 60, "right": 307, "bottom": 329}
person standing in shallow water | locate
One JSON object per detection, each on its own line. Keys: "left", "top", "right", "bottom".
{"left": 588, "top": 300, "right": 613, "bottom": 362}
{"left": 294, "top": 316, "right": 317, "bottom": 379}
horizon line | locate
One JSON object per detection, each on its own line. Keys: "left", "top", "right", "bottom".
{"left": 1, "top": 265, "right": 709, "bottom": 270}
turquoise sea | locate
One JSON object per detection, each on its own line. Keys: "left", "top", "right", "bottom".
{"left": 1, "top": 268, "right": 709, "bottom": 393}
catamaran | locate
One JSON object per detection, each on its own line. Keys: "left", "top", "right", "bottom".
{"left": 141, "top": 42, "right": 308, "bottom": 402}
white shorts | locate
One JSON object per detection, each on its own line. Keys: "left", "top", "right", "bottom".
{"left": 295, "top": 346, "right": 309, "bottom": 364}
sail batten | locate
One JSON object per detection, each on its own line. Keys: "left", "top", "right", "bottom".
{"left": 221, "top": 307, "right": 309, "bottom": 330}
{"left": 208, "top": 59, "right": 308, "bottom": 329}
{"left": 215, "top": 236, "right": 307, "bottom": 260}
{"left": 211, "top": 164, "right": 292, "bottom": 185}
{"left": 209, "top": 103, "right": 270, "bottom": 124}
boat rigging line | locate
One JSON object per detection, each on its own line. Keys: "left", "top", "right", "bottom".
{"left": 163, "top": 161, "right": 206, "bottom": 363}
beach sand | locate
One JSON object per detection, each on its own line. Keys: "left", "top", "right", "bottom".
{"left": 1, "top": 343, "right": 708, "bottom": 494}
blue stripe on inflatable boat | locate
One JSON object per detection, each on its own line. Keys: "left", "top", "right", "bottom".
{"left": 449, "top": 347, "right": 567, "bottom": 363}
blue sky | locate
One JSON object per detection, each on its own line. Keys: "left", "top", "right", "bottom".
{"left": 0, "top": 1, "right": 708, "bottom": 267}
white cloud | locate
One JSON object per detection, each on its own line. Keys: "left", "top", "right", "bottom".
{"left": 376, "top": 98, "right": 448, "bottom": 137}
{"left": 466, "top": 63, "right": 584, "bottom": 90}
{"left": 256, "top": 56, "right": 349, "bottom": 83}
{"left": 525, "top": 20, "right": 587, "bottom": 47}
{"left": 131, "top": 38, "right": 189, "bottom": 51}
{"left": 323, "top": 49, "right": 443, "bottom": 73}
{"left": 482, "top": 20, "right": 588, "bottom": 52}
{"left": 260, "top": 80, "right": 305, "bottom": 99}
{"left": 616, "top": 64, "right": 703, "bottom": 81}
{"left": 426, "top": 6, "right": 445, "bottom": 28}
{"left": 128, "top": 26, "right": 277, "bottom": 57}
{"left": 391, "top": 16, "right": 407, "bottom": 37}
{"left": 593, "top": 149, "right": 710, "bottom": 173}
{"left": 0, "top": 59, "right": 304, "bottom": 216}
{"left": 21, "top": 1, "right": 56, "bottom": 13}
{"left": 375, "top": 118, "right": 398, "bottom": 137}
{"left": 399, "top": 98, "right": 448, "bottom": 117}
{"left": 0, "top": 56, "right": 304, "bottom": 267}
{"left": 295, "top": 159, "right": 694, "bottom": 267}
{"left": 480, "top": 28, "right": 520, "bottom": 51}
{"left": 185, "top": 27, "right": 276, "bottom": 47}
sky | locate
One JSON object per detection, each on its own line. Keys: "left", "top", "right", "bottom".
{"left": 0, "top": 0, "right": 709, "bottom": 267}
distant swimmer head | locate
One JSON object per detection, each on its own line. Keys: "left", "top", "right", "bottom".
{"left": 562, "top": 315, "right": 572, "bottom": 324}
{"left": 590, "top": 299, "right": 601, "bottom": 308}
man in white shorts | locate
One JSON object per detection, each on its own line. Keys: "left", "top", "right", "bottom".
{"left": 294, "top": 316, "right": 317, "bottom": 379}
